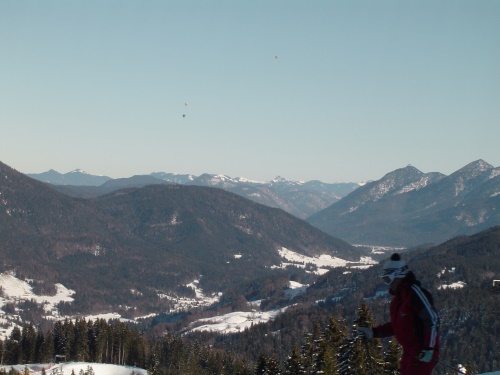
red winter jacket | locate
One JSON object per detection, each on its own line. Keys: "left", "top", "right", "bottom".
{"left": 373, "top": 274, "right": 440, "bottom": 359}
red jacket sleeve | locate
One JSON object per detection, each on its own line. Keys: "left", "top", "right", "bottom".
{"left": 372, "top": 322, "right": 394, "bottom": 338}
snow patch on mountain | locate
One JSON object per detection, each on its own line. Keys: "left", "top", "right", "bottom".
{"left": 455, "top": 210, "right": 488, "bottom": 226}
{"left": 69, "top": 169, "right": 88, "bottom": 174}
{"left": 186, "top": 306, "right": 289, "bottom": 335}
{"left": 234, "top": 176, "right": 264, "bottom": 184}
{"left": 284, "top": 281, "right": 308, "bottom": 299}
{"left": 272, "top": 247, "right": 376, "bottom": 275}
{"left": 0, "top": 272, "right": 75, "bottom": 314}
{"left": 157, "top": 279, "right": 221, "bottom": 313}
{"left": 438, "top": 281, "right": 466, "bottom": 290}
{"left": 396, "top": 176, "right": 434, "bottom": 194}
{"left": 272, "top": 247, "right": 348, "bottom": 275}
{"left": 353, "top": 244, "right": 406, "bottom": 255}
{"left": 0, "top": 271, "right": 76, "bottom": 339}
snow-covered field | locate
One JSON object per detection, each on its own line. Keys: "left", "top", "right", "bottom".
{"left": 0, "top": 362, "right": 147, "bottom": 375}
{"left": 0, "top": 271, "right": 75, "bottom": 316}
{"left": 272, "top": 247, "right": 377, "bottom": 275}
{"left": 186, "top": 306, "right": 289, "bottom": 335}
{"left": 0, "top": 272, "right": 137, "bottom": 340}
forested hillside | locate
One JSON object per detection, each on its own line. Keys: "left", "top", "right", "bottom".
{"left": 0, "top": 161, "right": 361, "bottom": 318}
{"left": 190, "top": 226, "right": 499, "bottom": 374}
{"left": 1, "top": 227, "right": 498, "bottom": 374}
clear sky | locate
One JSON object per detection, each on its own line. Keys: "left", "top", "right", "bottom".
{"left": 1, "top": 1, "right": 499, "bottom": 183}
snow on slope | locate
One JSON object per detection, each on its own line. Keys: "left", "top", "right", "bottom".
{"left": 0, "top": 272, "right": 139, "bottom": 341}
{"left": 0, "top": 271, "right": 77, "bottom": 339}
{"left": 0, "top": 271, "right": 75, "bottom": 312}
{"left": 187, "top": 307, "right": 289, "bottom": 334}
{"left": 0, "top": 362, "right": 147, "bottom": 375}
{"left": 272, "top": 247, "right": 377, "bottom": 274}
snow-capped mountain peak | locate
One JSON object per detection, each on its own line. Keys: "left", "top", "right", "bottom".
{"left": 450, "top": 159, "right": 493, "bottom": 180}
{"left": 269, "top": 176, "right": 305, "bottom": 186}
{"left": 69, "top": 169, "right": 89, "bottom": 174}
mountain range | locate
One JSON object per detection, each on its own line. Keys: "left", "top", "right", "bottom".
{"left": 28, "top": 159, "right": 500, "bottom": 248}
{"left": 308, "top": 159, "right": 500, "bottom": 247}
{"left": 27, "top": 170, "right": 359, "bottom": 219}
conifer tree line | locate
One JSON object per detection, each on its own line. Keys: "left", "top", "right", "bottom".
{"left": 0, "top": 298, "right": 491, "bottom": 374}
{"left": 255, "top": 301, "right": 403, "bottom": 375}
{"left": 0, "top": 302, "right": 410, "bottom": 375}
{"left": 0, "top": 318, "right": 253, "bottom": 375}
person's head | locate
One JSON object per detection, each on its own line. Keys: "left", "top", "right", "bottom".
{"left": 381, "top": 253, "right": 409, "bottom": 290}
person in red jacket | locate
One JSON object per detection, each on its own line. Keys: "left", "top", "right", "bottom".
{"left": 358, "top": 253, "right": 440, "bottom": 375}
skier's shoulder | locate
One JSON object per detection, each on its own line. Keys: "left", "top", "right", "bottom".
{"left": 409, "top": 281, "right": 435, "bottom": 307}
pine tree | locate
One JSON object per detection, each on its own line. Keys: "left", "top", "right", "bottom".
{"left": 316, "top": 317, "right": 347, "bottom": 374}
{"left": 21, "top": 323, "right": 36, "bottom": 364}
{"left": 4, "top": 326, "right": 22, "bottom": 365}
{"left": 255, "top": 353, "right": 267, "bottom": 374}
{"left": 148, "top": 342, "right": 161, "bottom": 375}
{"left": 284, "top": 344, "right": 302, "bottom": 375}
{"left": 337, "top": 333, "right": 365, "bottom": 375}
{"left": 383, "top": 340, "right": 401, "bottom": 374}
{"left": 34, "top": 328, "right": 45, "bottom": 363}
{"left": 92, "top": 319, "right": 108, "bottom": 363}
{"left": 0, "top": 338, "right": 4, "bottom": 366}
{"left": 40, "top": 329, "right": 54, "bottom": 364}
{"left": 320, "top": 346, "right": 338, "bottom": 375}
{"left": 72, "top": 319, "right": 89, "bottom": 362}
{"left": 300, "top": 322, "right": 322, "bottom": 374}
{"left": 63, "top": 319, "right": 75, "bottom": 361}
{"left": 354, "top": 301, "right": 384, "bottom": 374}
{"left": 53, "top": 321, "right": 66, "bottom": 359}
{"left": 264, "top": 354, "right": 280, "bottom": 375}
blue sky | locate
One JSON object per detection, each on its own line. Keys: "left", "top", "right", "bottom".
{"left": 1, "top": 1, "right": 498, "bottom": 182}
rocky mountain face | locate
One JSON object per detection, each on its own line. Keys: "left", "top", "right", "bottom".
{"left": 1, "top": 161, "right": 362, "bottom": 318}
{"left": 307, "top": 160, "right": 500, "bottom": 247}
{"left": 29, "top": 171, "right": 359, "bottom": 219}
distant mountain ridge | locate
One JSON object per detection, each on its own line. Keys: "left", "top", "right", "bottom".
{"left": 23, "top": 159, "right": 500, "bottom": 247}
{"left": 307, "top": 159, "right": 500, "bottom": 247}
{"left": 29, "top": 168, "right": 112, "bottom": 186}
{"left": 28, "top": 170, "right": 359, "bottom": 219}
